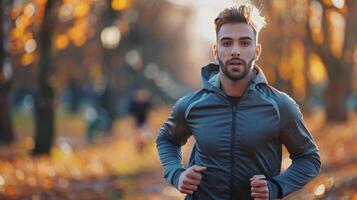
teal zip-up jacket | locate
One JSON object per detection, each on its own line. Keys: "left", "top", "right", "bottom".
{"left": 156, "top": 64, "right": 321, "bottom": 200}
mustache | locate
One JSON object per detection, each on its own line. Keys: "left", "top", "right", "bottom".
{"left": 226, "top": 57, "right": 246, "bottom": 65}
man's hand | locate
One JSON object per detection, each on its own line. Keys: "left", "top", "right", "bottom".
{"left": 250, "top": 174, "right": 269, "bottom": 200}
{"left": 178, "top": 165, "right": 207, "bottom": 195}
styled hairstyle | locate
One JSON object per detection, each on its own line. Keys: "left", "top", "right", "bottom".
{"left": 214, "top": 3, "right": 266, "bottom": 40}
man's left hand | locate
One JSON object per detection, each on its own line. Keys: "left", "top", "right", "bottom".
{"left": 250, "top": 175, "right": 269, "bottom": 200}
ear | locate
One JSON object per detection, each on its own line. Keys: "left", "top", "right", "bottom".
{"left": 255, "top": 44, "right": 262, "bottom": 60}
{"left": 212, "top": 44, "right": 218, "bottom": 63}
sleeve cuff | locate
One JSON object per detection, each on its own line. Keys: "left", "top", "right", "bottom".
{"left": 172, "top": 168, "right": 186, "bottom": 189}
{"left": 268, "top": 180, "right": 282, "bottom": 200}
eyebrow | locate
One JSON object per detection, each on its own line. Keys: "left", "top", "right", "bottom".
{"left": 220, "top": 36, "right": 253, "bottom": 41}
{"left": 220, "top": 37, "right": 233, "bottom": 41}
{"left": 239, "top": 37, "right": 253, "bottom": 41}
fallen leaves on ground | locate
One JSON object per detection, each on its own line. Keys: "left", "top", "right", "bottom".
{"left": 0, "top": 108, "right": 356, "bottom": 199}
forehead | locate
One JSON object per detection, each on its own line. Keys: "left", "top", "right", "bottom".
{"left": 217, "top": 23, "right": 256, "bottom": 41}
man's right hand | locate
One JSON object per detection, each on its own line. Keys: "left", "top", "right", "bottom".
{"left": 178, "top": 165, "right": 207, "bottom": 195}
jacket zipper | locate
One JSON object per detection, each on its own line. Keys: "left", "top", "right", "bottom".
{"left": 230, "top": 105, "right": 237, "bottom": 199}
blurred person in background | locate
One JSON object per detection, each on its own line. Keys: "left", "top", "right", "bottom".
{"left": 85, "top": 77, "right": 113, "bottom": 143}
{"left": 156, "top": 3, "right": 321, "bottom": 200}
{"left": 129, "top": 88, "right": 151, "bottom": 153}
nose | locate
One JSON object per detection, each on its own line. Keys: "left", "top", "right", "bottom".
{"left": 231, "top": 43, "right": 240, "bottom": 57}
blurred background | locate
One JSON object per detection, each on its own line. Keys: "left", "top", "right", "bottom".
{"left": 0, "top": 0, "right": 356, "bottom": 199}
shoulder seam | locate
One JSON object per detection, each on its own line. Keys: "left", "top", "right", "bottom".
{"left": 178, "top": 89, "right": 208, "bottom": 119}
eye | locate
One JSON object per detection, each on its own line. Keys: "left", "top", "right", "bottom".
{"left": 221, "top": 40, "right": 232, "bottom": 47}
{"left": 241, "top": 40, "right": 251, "bottom": 47}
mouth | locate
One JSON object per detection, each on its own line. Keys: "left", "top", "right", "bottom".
{"left": 228, "top": 62, "right": 242, "bottom": 66}
{"left": 227, "top": 60, "right": 244, "bottom": 69}
{"left": 227, "top": 59, "right": 244, "bottom": 65}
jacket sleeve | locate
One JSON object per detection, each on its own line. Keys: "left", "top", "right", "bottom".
{"left": 156, "top": 94, "right": 193, "bottom": 189}
{"left": 271, "top": 93, "right": 321, "bottom": 198}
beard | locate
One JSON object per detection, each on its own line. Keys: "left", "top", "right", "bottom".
{"left": 218, "top": 55, "right": 255, "bottom": 81}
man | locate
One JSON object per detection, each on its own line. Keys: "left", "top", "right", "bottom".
{"left": 156, "top": 3, "right": 321, "bottom": 200}
{"left": 129, "top": 88, "right": 151, "bottom": 152}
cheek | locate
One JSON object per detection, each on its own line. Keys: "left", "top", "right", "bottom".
{"left": 217, "top": 48, "right": 231, "bottom": 60}
{"left": 241, "top": 49, "right": 256, "bottom": 60}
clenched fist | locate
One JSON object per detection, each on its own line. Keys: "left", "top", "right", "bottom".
{"left": 178, "top": 165, "right": 207, "bottom": 195}
{"left": 250, "top": 174, "right": 269, "bottom": 200}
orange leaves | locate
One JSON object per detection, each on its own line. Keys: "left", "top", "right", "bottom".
{"left": 0, "top": 108, "right": 174, "bottom": 199}
{"left": 277, "top": 40, "right": 307, "bottom": 101}
{"left": 300, "top": 114, "right": 357, "bottom": 198}
{"left": 112, "top": 0, "right": 132, "bottom": 11}
{"left": 10, "top": 2, "right": 41, "bottom": 67}
{"left": 290, "top": 40, "right": 306, "bottom": 101}
{"left": 55, "top": 34, "right": 69, "bottom": 50}
{"left": 309, "top": 0, "right": 347, "bottom": 59}
{"left": 1, "top": 110, "right": 356, "bottom": 199}
{"left": 0, "top": 114, "right": 162, "bottom": 199}
{"left": 10, "top": 0, "right": 96, "bottom": 58}
{"left": 309, "top": 0, "right": 324, "bottom": 45}
{"left": 23, "top": 3, "right": 36, "bottom": 18}
{"left": 21, "top": 53, "right": 35, "bottom": 66}
{"left": 327, "top": 9, "right": 345, "bottom": 59}
{"left": 73, "top": 2, "right": 91, "bottom": 18}
{"left": 308, "top": 53, "right": 328, "bottom": 84}
{"left": 278, "top": 56, "right": 292, "bottom": 81}
{"left": 56, "top": 1, "right": 94, "bottom": 49}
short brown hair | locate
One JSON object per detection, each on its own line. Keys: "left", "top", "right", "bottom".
{"left": 214, "top": 3, "right": 266, "bottom": 39}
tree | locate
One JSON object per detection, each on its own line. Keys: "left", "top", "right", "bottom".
{"left": 307, "top": 0, "right": 356, "bottom": 121}
{"left": 32, "top": 0, "right": 56, "bottom": 155}
{"left": 0, "top": 0, "right": 14, "bottom": 144}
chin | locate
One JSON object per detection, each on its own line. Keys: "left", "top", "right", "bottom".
{"left": 229, "top": 71, "right": 243, "bottom": 77}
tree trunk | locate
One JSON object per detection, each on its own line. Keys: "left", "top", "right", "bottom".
{"left": 0, "top": 0, "right": 14, "bottom": 144}
{"left": 307, "top": 0, "right": 353, "bottom": 122}
{"left": 325, "top": 60, "right": 351, "bottom": 122}
{"left": 32, "top": 0, "right": 55, "bottom": 155}
{"left": 323, "top": 0, "right": 356, "bottom": 122}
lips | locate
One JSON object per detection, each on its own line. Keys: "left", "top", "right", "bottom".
{"left": 227, "top": 59, "right": 244, "bottom": 66}
{"left": 227, "top": 62, "right": 243, "bottom": 69}
{"left": 229, "top": 61, "right": 243, "bottom": 65}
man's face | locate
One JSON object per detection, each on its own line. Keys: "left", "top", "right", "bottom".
{"left": 215, "top": 23, "right": 261, "bottom": 81}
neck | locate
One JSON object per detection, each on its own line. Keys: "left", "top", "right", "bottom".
{"left": 219, "top": 68, "right": 255, "bottom": 97}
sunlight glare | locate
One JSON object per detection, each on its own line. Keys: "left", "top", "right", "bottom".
{"left": 167, "top": 0, "right": 243, "bottom": 43}
{"left": 24, "top": 39, "right": 36, "bottom": 53}
{"left": 100, "top": 26, "right": 121, "bottom": 49}
{"left": 314, "top": 184, "right": 325, "bottom": 196}
{"left": 332, "top": 0, "right": 344, "bottom": 9}
{"left": 0, "top": 176, "right": 4, "bottom": 186}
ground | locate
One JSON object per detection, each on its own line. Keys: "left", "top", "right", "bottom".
{"left": 0, "top": 107, "right": 356, "bottom": 199}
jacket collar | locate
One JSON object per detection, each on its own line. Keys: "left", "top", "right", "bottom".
{"left": 201, "top": 63, "right": 268, "bottom": 93}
